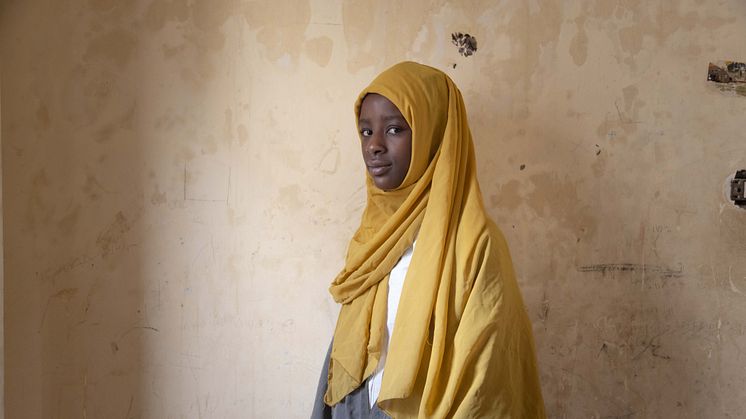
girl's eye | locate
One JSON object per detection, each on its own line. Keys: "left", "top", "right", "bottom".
{"left": 360, "top": 128, "right": 372, "bottom": 137}
{"left": 387, "top": 127, "right": 402, "bottom": 135}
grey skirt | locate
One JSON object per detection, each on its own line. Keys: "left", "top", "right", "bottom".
{"left": 311, "top": 342, "right": 392, "bottom": 419}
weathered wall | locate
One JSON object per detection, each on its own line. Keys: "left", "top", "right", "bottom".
{"left": 2, "top": 0, "right": 745, "bottom": 418}
{"left": 0, "top": 56, "right": 4, "bottom": 419}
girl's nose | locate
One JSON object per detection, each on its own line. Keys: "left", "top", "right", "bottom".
{"left": 367, "top": 132, "right": 385, "bottom": 155}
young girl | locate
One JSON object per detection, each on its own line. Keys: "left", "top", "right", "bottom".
{"left": 312, "top": 62, "right": 545, "bottom": 418}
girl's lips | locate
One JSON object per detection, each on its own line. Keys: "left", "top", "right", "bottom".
{"left": 368, "top": 164, "right": 392, "bottom": 176}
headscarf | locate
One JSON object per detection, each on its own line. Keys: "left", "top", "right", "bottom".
{"left": 326, "top": 62, "right": 545, "bottom": 418}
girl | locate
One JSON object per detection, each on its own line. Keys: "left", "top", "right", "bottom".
{"left": 312, "top": 62, "right": 545, "bottom": 418}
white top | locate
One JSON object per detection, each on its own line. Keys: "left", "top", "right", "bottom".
{"left": 367, "top": 241, "right": 416, "bottom": 408}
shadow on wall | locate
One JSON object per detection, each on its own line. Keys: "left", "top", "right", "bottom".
{"left": 2, "top": 2, "right": 150, "bottom": 416}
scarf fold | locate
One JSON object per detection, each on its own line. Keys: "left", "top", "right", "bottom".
{"left": 325, "top": 62, "right": 545, "bottom": 418}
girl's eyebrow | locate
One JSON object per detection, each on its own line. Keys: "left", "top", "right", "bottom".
{"left": 358, "top": 115, "right": 406, "bottom": 124}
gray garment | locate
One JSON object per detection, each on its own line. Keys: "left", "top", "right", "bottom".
{"left": 311, "top": 341, "right": 392, "bottom": 419}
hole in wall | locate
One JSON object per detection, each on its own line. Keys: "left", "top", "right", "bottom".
{"left": 707, "top": 61, "right": 746, "bottom": 97}
{"left": 725, "top": 170, "right": 746, "bottom": 209}
{"left": 730, "top": 170, "right": 746, "bottom": 208}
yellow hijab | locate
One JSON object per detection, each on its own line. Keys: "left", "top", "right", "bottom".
{"left": 326, "top": 62, "right": 545, "bottom": 418}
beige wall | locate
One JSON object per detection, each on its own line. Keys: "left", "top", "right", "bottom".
{"left": 0, "top": 52, "right": 4, "bottom": 419}
{"left": 2, "top": 0, "right": 746, "bottom": 417}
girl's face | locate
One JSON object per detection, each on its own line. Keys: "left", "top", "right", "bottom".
{"left": 358, "top": 94, "right": 412, "bottom": 190}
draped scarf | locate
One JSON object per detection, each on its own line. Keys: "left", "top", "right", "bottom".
{"left": 325, "top": 62, "right": 545, "bottom": 418}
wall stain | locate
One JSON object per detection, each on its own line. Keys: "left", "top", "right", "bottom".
{"left": 719, "top": 204, "right": 746, "bottom": 250}
{"left": 618, "top": 25, "right": 643, "bottom": 55}
{"left": 39, "top": 288, "right": 80, "bottom": 330}
{"left": 95, "top": 103, "right": 136, "bottom": 143}
{"left": 153, "top": 109, "right": 186, "bottom": 131}
{"left": 342, "top": 0, "right": 388, "bottom": 72}
{"left": 36, "top": 103, "right": 51, "bottom": 130}
{"left": 276, "top": 185, "right": 304, "bottom": 211}
{"left": 569, "top": 15, "right": 588, "bottom": 66}
{"left": 595, "top": 84, "right": 645, "bottom": 141}
{"left": 82, "top": 174, "right": 109, "bottom": 202}
{"left": 96, "top": 211, "right": 133, "bottom": 257}
{"left": 87, "top": 0, "right": 121, "bottom": 13}
{"left": 525, "top": 173, "right": 598, "bottom": 239}
{"left": 161, "top": 42, "right": 188, "bottom": 59}
{"left": 144, "top": 0, "right": 189, "bottom": 31}
{"left": 146, "top": 1, "right": 312, "bottom": 69}
{"left": 304, "top": 36, "right": 334, "bottom": 67}
{"left": 25, "top": 169, "right": 53, "bottom": 230}
{"left": 86, "top": 0, "right": 139, "bottom": 21}
{"left": 610, "top": 3, "right": 735, "bottom": 68}
{"left": 492, "top": 0, "right": 563, "bottom": 89}
{"left": 57, "top": 204, "right": 82, "bottom": 235}
{"left": 240, "top": 0, "right": 312, "bottom": 63}
{"left": 590, "top": 148, "right": 608, "bottom": 177}
{"left": 621, "top": 85, "right": 644, "bottom": 120}
{"left": 342, "top": 0, "right": 451, "bottom": 73}
{"left": 58, "top": 64, "right": 133, "bottom": 128}
{"left": 83, "top": 28, "right": 138, "bottom": 67}
{"left": 490, "top": 179, "right": 522, "bottom": 211}
{"left": 591, "top": 0, "right": 616, "bottom": 19}
{"left": 151, "top": 185, "right": 167, "bottom": 205}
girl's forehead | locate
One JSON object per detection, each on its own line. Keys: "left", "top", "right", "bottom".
{"left": 359, "top": 94, "right": 405, "bottom": 118}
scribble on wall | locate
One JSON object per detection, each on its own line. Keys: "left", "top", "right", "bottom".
{"left": 708, "top": 61, "right": 746, "bottom": 96}
{"left": 451, "top": 32, "right": 477, "bottom": 57}
{"left": 577, "top": 263, "right": 684, "bottom": 278}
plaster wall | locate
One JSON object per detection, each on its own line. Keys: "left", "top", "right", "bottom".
{"left": 0, "top": 56, "right": 4, "bottom": 419}
{"left": 2, "top": 0, "right": 746, "bottom": 418}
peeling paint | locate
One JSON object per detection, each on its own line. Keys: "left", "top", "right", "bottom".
{"left": 451, "top": 32, "right": 477, "bottom": 57}
{"left": 708, "top": 61, "right": 746, "bottom": 97}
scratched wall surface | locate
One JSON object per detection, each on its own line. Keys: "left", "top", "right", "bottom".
{"left": 2, "top": 0, "right": 746, "bottom": 418}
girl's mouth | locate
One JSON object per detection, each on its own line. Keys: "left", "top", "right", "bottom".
{"left": 368, "top": 164, "right": 392, "bottom": 176}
